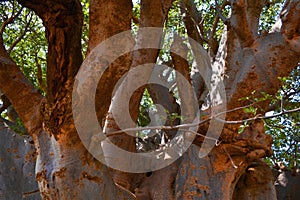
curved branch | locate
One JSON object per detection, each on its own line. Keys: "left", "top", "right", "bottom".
{"left": 230, "top": 35, "right": 299, "bottom": 111}
{"left": 0, "top": 40, "right": 43, "bottom": 134}
{"left": 7, "top": 11, "right": 33, "bottom": 53}
{"left": 181, "top": 0, "right": 206, "bottom": 45}
{"left": 211, "top": 0, "right": 230, "bottom": 39}
{"left": 102, "top": 0, "right": 174, "bottom": 191}
{"left": 0, "top": 5, "right": 24, "bottom": 34}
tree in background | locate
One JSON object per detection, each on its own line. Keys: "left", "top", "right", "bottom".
{"left": 0, "top": 0, "right": 299, "bottom": 199}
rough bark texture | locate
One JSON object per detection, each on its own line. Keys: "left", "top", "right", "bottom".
{"left": 0, "top": 0, "right": 300, "bottom": 199}
{"left": 0, "top": 121, "right": 41, "bottom": 200}
{"left": 1, "top": 0, "right": 135, "bottom": 199}
{"left": 102, "top": 0, "right": 174, "bottom": 193}
{"left": 275, "top": 168, "right": 300, "bottom": 200}
{"left": 175, "top": 121, "right": 275, "bottom": 199}
{"left": 87, "top": 0, "right": 135, "bottom": 191}
{"left": 89, "top": 0, "right": 134, "bottom": 125}
{"left": 0, "top": 39, "right": 42, "bottom": 134}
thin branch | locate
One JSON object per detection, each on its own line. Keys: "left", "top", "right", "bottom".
{"left": 36, "top": 55, "right": 46, "bottom": 92}
{"left": 0, "top": 6, "right": 24, "bottom": 35}
{"left": 106, "top": 106, "right": 300, "bottom": 136}
{"left": 215, "top": 107, "right": 300, "bottom": 124}
{"left": 8, "top": 12, "right": 33, "bottom": 53}
{"left": 211, "top": 0, "right": 230, "bottom": 38}
{"left": 221, "top": 145, "right": 238, "bottom": 168}
{"left": 180, "top": 0, "right": 208, "bottom": 44}
{"left": 105, "top": 103, "right": 254, "bottom": 136}
{"left": 22, "top": 189, "right": 40, "bottom": 198}
{"left": 182, "top": 128, "right": 220, "bottom": 143}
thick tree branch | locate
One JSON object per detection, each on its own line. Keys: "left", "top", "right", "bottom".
{"left": 221, "top": 8, "right": 300, "bottom": 141}
{"left": 281, "top": 0, "right": 300, "bottom": 39}
{"left": 245, "top": 0, "right": 264, "bottom": 35}
{"left": 225, "top": 33, "right": 300, "bottom": 117}
{"left": 88, "top": 0, "right": 133, "bottom": 52}
{"left": 104, "top": 0, "right": 174, "bottom": 141}
{"left": 225, "top": 0, "right": 300, "bottom": 112}
{"left": 18, "top": 0, "right": 84, "bottom": 104}
{"left": 0, "top": 40, "right": 42, "bottom": 134}
{"left": 89, "top": 0, "right": 134, "bottom": 126}
{"left": 16, "top": 0, "right": 84, "bottom": 142}
{"left": 84, "top": 0, "right": 134, "bottom": 192}
{"left": 171, "top": 34, "right": 198, "bottom": 122}
{"left": 230, "top": 0, "right": 255, "bottom": 47}
{"left": 103, "top": 0, "right": 174, "bottom": 193}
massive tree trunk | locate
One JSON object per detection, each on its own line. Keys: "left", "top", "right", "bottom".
{"left": 0, "top": 0, "right": 300, "bottom": 199}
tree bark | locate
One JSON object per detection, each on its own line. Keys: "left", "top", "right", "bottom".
{"left": 1, "top": 0, "right": 300, "bottom": 199}
{"left": 6, "top": 0, "right": 135, "bottom": 199}
{"left": 102, "top": 0, "right": 174, "bottom": 191}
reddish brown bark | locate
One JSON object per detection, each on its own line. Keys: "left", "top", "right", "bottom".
{"left": 3, "top": 0, "right": 135, "bottom": 199}
{"left": 0, "top": 39, "right": 42, "bottom": 134}
{"left": 0, "top": 0, "right": 300, "bottom": 199}
{"left": 103, "top": 0, "right": 174, "bottom": 192}
{"left": 89, "top": 0, "right": 134, "bottom": 125}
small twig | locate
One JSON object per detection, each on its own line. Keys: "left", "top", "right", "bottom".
{"left": 191, "top": 17, "right": 209, "bottom": 43}
{"left": 181, "top": 128, "right": 220, "bottom": 143}
{"left": 215, "top": 107, "right": 300, "bottom": 124}
{"left": 22, "top": 189, "right": 40, "bottom": 198}
{"left": 11, "top": 0, "right": 16, "bottom": 16}
{"left": 36, "top": 55, "right": 46, "bottom": 92}
{"left": 280, "top": 93, "right": 284, "bottom": 112}
{"left": 106, "top": 106, "right": 300, "bottom": 136}
{"left": 214, "top": 102, "right": 255, "bottom": 116}
{"left": 221, "top": 145, "right": 238, "bottom": 168}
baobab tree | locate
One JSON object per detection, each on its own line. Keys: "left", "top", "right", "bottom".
{"left": 0, "top": 0, "right": 299, "bottom": 199}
